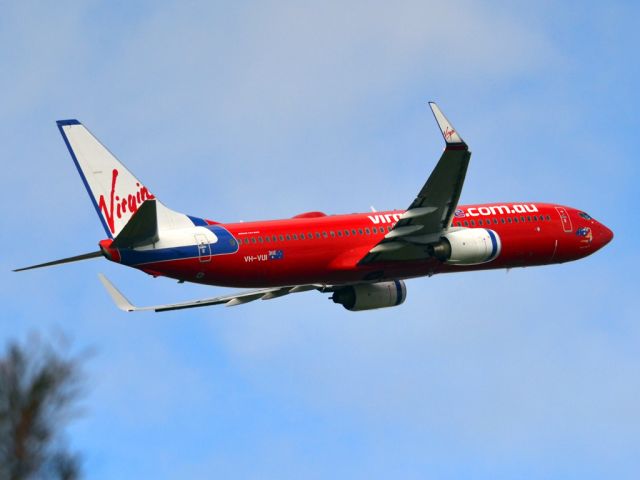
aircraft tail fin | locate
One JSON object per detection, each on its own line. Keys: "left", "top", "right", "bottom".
{"left": 57, "top": 120, "right": 194, "bottom": 238}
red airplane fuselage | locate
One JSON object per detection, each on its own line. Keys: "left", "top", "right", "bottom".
{"left": 100, "top": 202, "right": 613, "bottom": 288}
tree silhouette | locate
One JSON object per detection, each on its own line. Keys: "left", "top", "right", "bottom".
{"left": 0, "top": 335, "right": 84, "bottom": 480}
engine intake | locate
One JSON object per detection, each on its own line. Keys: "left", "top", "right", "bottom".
{"left": 430, "top": 228, "right": 501, "bottom": 265}
{"left": 331, "top": 280, "right": 407, "bottom": 311}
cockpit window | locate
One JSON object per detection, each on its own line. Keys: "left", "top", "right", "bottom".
{"left": 579, "top": 212, "right": 593, "bottom": 220}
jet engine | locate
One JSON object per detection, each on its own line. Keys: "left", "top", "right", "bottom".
{"left": 331, "top": 280, "right": 407, "bottom": 311}
{"left": 429, "top": 228, "right": 501, "bottom": 265}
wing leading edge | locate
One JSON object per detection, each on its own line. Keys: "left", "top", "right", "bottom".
{"left": 360, "top": 102, "right": 470, "bottom": 264}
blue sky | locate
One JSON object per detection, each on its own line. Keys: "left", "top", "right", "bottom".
{"left": 1, "top": 1, "right": 639, "bottom": 478}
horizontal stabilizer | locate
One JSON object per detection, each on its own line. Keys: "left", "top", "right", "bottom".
{"left": 13, "top": 251, "right": 103, "bottom": 272}
{"left": 112, "top": 199, "right": 159, "bottom": 248}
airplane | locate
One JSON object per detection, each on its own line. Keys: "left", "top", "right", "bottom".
{"left": 14, "top": 103, "right": 613, "bottom": 312}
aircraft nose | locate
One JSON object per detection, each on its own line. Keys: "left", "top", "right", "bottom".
{"left": 596, "top": 223, "right": 614, "bottom": 248}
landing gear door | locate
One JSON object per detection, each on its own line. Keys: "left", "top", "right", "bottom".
{"left": 195, "top": 233, "right": 212, "bottom": 262}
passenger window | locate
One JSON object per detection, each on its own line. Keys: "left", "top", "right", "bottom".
{"left": 358, "top": 229, "right": 363, "bottom": 234}
{"left": 493, "top": 219, "right": 498, "bottom": 224}
{"left": 337, "top": 230, "right": 343, "bottom": 237}
{"left": 500, "top": 218, "right": 505, "bottom": 224}
{"left": 322, "top": 232, "right": 328, "bottom": 238}
{"left": 344, "top": 230, "right": 350, "bottom": 236}
{"left": 293, "top": 234, "right": 298, "bottom": 240}
{"left": 330, "top": 231, "right": 335, "bottom": 238}
{"left": 470, "top": 220, "right": 475, "bottom": 226}
{"left": 251, "top": 237, "right": 256, "bottom": 244}
{"left": 514, "top": 217, "right": 519, "bottom": 223}
{"left": 365, "top": 228, "right": 371, "bottom": 234}
{"left": 546, "top": 215, "right": 551, "bottom": 221}
{"left": 387, "top": 226, "right": 392, "bottom": 232}
{"left": 265, "top": 236, "right": 270, "bottom": 243}
{"left": 520, "top": 216, "right": 525, "bottom": 223}
{"left": 258, "top": 237, "right": 263, "bottom": 243}
{"left": 316, "top": 232, "right": 321, "bottom": 239}
{"left": 507, "top": 218, "right": 512, "bottom": 223}
{"left": 279, "top": 235, "right": 284, "bottom": 241}
{"left": 533, "top": 215, "right": 538, "bottom": 221}
{"left": 272, "top": 235, "right": 277, "bottom": 242}
{"left": 527, "top": 216, "right": 531, "bottom": 222}
{"left": 478, "top": 220, "right": 483, "bottom": 226}
{"left": 373, "top": 227, "right": 377, "bottom": 233}
{"left": 286, "top": 234, "right": 291, "bottom": 240}
{"left": 464, "top": 221, "right": 469, "bottom": 226}
{"left": 352, "top": 229, "right": 357, "bottom": 235}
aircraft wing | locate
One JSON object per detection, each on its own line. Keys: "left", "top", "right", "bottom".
{"left": 98, "top": 274, "right": 322, "bottom": 312}
{"left": 360, "top": 102, "right": 470, "bottom": 264}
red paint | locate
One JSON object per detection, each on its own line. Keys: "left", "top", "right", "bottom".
{"left": 106, "top": 202, "right": 612, "bottom": 288}
{"left": 444, "top": 127, "right": 456, "bottom": 141}
{"left": 98, "top": 239, "right": 120, "bottom": 263}
{"left": 98, "top": 169, "right": 154, "bottom": 233}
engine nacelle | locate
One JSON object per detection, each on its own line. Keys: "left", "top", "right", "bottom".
{"left": 331, "top": 280, "right": 407, "bottom": 311}
{"left": 430, "top": 228, "right": 501, "bottom": 265}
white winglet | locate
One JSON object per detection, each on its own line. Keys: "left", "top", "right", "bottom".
{"left": 98, "top": 273, "right": 139, "bottom": 312}
{"left": 428, "top": 102, "right": 465, "bottom": 145}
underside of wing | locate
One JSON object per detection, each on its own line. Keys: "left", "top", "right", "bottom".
{"left": 98, "top": 274, "right": 322, "bottom": 312}
{"left": 360, "top": 102, "right": 470, "bottom": 264}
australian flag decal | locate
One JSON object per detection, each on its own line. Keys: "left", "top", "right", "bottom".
{"left": 268, "top": 249, "right": 284, "bottom": 260}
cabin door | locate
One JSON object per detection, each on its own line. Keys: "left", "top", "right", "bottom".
{"left": 195, "top": 233, "right": 212, "bottom": 263}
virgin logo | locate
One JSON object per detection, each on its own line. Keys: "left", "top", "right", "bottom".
{"left": 98, "top": 169, "right": 154, "bottom": 233}
{"left": 444, "top": 127, "right": 456, "bottom": 141}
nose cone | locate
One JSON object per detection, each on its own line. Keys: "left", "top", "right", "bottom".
{"left": 595, "top": 223, "right": 614, "bottom": 249}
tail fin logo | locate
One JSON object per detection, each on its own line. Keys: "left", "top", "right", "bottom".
{"left": 98, "top": 169, "right": 155, "bottom": 234}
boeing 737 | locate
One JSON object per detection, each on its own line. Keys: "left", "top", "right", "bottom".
{"left": 15, "top": 103, "right": 613, "bottom": 312}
